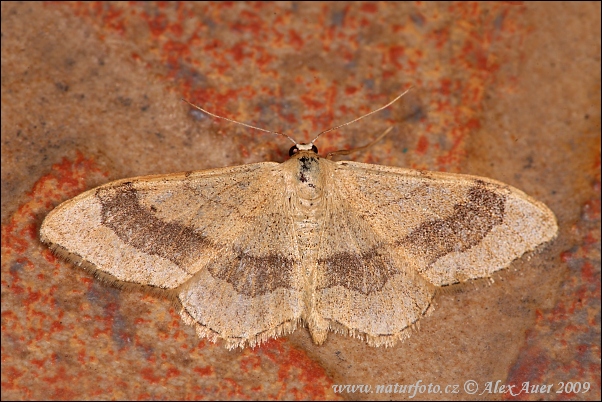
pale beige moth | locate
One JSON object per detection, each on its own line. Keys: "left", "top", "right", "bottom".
{"left": 40, "top": 93, "right": 558, "bottom": 349}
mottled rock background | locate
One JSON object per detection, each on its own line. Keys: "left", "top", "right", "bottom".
{"left": 2, "top": 2, "right": 599, "bottom": 400}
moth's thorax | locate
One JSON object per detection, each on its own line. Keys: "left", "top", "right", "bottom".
{"left": 287, "top": 150, "right": 327, "bottom": 203}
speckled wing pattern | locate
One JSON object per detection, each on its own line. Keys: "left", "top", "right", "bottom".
{"left": 41, "top": 162, "right": 307, "bottom": 348}
{"left": 40, "top": 151, "right": 558, "bottom": 349}
{"left": 312, "top": 160, "right": 557, "bottom": 346}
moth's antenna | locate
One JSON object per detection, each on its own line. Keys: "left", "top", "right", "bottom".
{"left": 310, "top": 87, "right": 412, "bottom": 144}
{"left": 183, "top": 99, "right": 298, "bottom": 145}
{"left": 326, "top": 126, "right": 394, "bottom": 160}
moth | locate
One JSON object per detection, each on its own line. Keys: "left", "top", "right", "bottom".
{"left": 40, "top": 91, "right": 558, "bottom": 349}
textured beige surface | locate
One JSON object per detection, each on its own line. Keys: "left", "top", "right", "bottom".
{"left": 41, "top": 144, "right": 557, "bottom": 349}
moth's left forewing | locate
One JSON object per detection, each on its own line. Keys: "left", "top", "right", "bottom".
{"left": 40, "top": 175, "right": 195, "bottom": 289}
{"left": 40, "top": 163, "right": 281, "bottom": 289}
{"left": 332, "top": 161, "right": 558, "bottom": 287}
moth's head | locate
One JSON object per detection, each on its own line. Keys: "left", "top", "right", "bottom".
{"left": 289, "top": 143, "right": 318, "bottom": 157}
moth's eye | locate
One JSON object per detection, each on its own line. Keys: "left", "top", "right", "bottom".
{"left": 311, "top": 144, "right": 318, "bottom": 153}
{"left": 289, "top": 145, "right": 299, "bottom": 156}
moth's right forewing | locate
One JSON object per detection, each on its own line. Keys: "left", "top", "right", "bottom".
{"left": 332, "top": 161, "right": 558, "bottom": 286}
